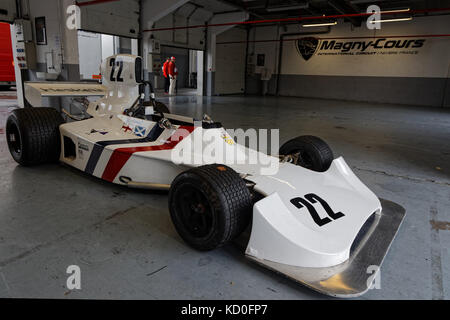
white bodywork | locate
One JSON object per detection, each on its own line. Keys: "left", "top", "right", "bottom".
{"left": 247, "top": 159, "right": 381, "bottom": 268}
{"left": 24, "top": 81, "right": 107, "bottom": 107}
{"left": 37, "top": 55, "right": 403, "bottom": 297}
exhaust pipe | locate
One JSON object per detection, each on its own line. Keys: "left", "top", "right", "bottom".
{"left": 119, "top": 176, "right": 170, "bottom": 191}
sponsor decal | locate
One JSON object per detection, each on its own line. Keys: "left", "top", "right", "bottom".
{"left": 77, "top": 142, "right": 89, "bottom": 151}
{"left": 221, "top": 133, "right": 235, "bottom": 145}
{"left": 296, "top": 37, "right": 426, "bottom": 61}
{"left": 121, "top": 125, "right": 132, "bottom": 133}
{"left": 77, "top": 141, "right": 89, "bottom": 160}
{"left": 87, "top": 129, "right": 108, "bottom": 135}
{"left": 118, "top": 115, "right": 152, "bottom": 136}
{"left": 133, "top": 125, "right": 147, "bottom": 137}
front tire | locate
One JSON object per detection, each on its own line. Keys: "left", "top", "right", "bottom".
{"left": 279, "top": 135, "right": 334, "bottom": 172}
{"left": 6, "top": 107, "right": 64, "bottom": 166}
{"left": 168, "top": 164, "right": 252, "bottom": 251}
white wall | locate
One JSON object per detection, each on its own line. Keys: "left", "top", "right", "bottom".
{"left": 283, "top": 17, "right": 450, "bottom": 78}
{"left": 249, "top": 15, "right": 450, "bottom": 79}
{"left": 215, "top": 27, "right": 246, "bottom": 94}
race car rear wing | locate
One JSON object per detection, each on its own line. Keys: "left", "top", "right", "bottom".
{"left": 25, "top": 81, "right": 107, "bottom": 107}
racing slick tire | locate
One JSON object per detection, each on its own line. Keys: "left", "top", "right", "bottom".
{"left": 169, "top": 164, "right": 252, "bottom": 251}
{"left": 6, "top": 107, "right": 64, "bottom": 166}
{"left": 279, "top": 135, "right": 334, "bottom": 172}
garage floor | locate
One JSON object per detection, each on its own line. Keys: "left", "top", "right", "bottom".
{"left": 0, "top": 91, "right": 449, "bottom": 299}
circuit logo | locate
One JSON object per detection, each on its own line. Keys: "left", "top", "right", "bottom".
{"left": 296, "top": 37, "right": 426, "bottom": 60}
{"left": 296, "top": 37, "right": 319, "bottom": 61}
{"left": 320, "top": 38, "right": 425, "bottom": 53}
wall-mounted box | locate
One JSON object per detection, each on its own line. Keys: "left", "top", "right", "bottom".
{"left": 15, "top": 41, "right": 37, "bottom": 70}
{"left": 14, "top": 19, "right": 33, "bottom": 42}
{"left": 149, "top": 39, "right": 161, "bottom": 54}
{"left": 148, "top": 53, "right": 162, "bottom": 75}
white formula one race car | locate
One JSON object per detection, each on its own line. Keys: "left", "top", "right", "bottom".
{"left": 5, "top": 55, "right": 405, "bottom": 298}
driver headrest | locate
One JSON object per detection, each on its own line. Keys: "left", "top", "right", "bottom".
{"left": 101, "top": 54, "right": 143, "bottom": 88}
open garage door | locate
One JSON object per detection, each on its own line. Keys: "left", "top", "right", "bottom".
{"left": 78, "top": 0, "right": 139, "bottom": 38}
{"left": 0, "top": 0, "right": 16, "bottom": 23}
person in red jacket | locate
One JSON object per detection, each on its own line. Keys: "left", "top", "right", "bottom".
{"left": 162, "top": 57, "right": 170, "bottom": 94}
{"left": 168, "top": 56, "right": 178, "bottom": 95}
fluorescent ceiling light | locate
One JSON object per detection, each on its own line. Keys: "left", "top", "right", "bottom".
{"left": 381, "top": 8, "right": 410, "bottom": 13}
{"left": 267, "top": 4, "right": 309, "bottom": 12}
{"left": 369, "top": 17, "right": 412, "bottom": 24}
{"left": 302, "top": 21, "right": 337, "bottom": 27}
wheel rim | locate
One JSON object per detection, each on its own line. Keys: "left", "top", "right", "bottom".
{"left": 175, "top": 184, "right": 214, "bottom": 239}
{"left": 6, "top": 122, "right": 22, "bottom": 155}
{"left": 290, "top": 149, "right": 314, "bottom": 169}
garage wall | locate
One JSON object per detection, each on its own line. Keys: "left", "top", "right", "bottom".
{"left": 22, "top": 0, "right": 80, "bottom": 82}
{"left": 215, "top": 27, "right": 246, "bottom": 95}
{"left": 151, "top": 6, "right": 211, "bottom": 51}
{"left": 247, "top": 16, "right": 450, "bottom": 107}
{"left": 78, "top": 0, "right": 139, "bottom": 38}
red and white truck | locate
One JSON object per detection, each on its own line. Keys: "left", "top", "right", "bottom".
{"left": 0, "top": 22, "right": 15, "bottom": 89}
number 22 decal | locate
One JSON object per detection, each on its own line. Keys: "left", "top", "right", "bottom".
{"left": 109, "top": 58, "right": 124, "bottom": 82}
{"left": 290, "top": 193, "right": 345, "bottom": 227}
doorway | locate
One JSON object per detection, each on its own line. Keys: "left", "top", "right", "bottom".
{"left": 158, "top": 45, "right": 203, "bottom": 96}
{"left": 77, "top": 31, "right": 138, "bottom": 80}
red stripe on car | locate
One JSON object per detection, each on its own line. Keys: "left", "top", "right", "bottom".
{"left": 101, "top": 125, "right": 195, "bottom": 182}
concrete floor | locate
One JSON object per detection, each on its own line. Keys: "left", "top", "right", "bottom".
{"left": 0, "top": 90, "right": 449, "bottom": 299}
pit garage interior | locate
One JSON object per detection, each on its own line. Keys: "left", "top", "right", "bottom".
{"left": 0, "top": 0, "right": 449, "bottom": 300}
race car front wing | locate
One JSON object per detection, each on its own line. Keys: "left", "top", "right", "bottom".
{"left": 245, "top": 199, "right": 405, "bottom": 298}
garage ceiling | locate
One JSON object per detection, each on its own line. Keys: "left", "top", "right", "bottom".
{"left": 0, "top": 0, "right": 17, "bottom": 23}
{"left": 78, "top": 0, "right": 140, "bottom": 38}
{"left": 211, "top": 0, "right": 450, "bottom": 26}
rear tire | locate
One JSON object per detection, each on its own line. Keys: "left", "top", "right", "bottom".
{"left": 169, "top": 164, "right": 252, "bottom": 251}
{"left": 6, "top": 107, "right": 64, "bottom": 166}
{"left": 279, "top": 135, "right": 334, "bottom": 172}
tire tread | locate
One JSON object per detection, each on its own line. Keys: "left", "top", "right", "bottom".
{"left": 7, "top": 107, "right": 63, "bottom": 166}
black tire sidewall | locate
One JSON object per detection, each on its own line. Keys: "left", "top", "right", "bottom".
{"left": 169, "top": 165, "right": 252, "bottom": 251}
{"left": 6, "top": 108, "right": 63, "bottom": 166}
{"left": 6, "top": 113, "right": 26, "bottom": 165}
{"left": 280, "top": 136, "right": 333, "bottom": 172}
{"left": 169, "top": 173, "right": 226, "bottom": 250}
